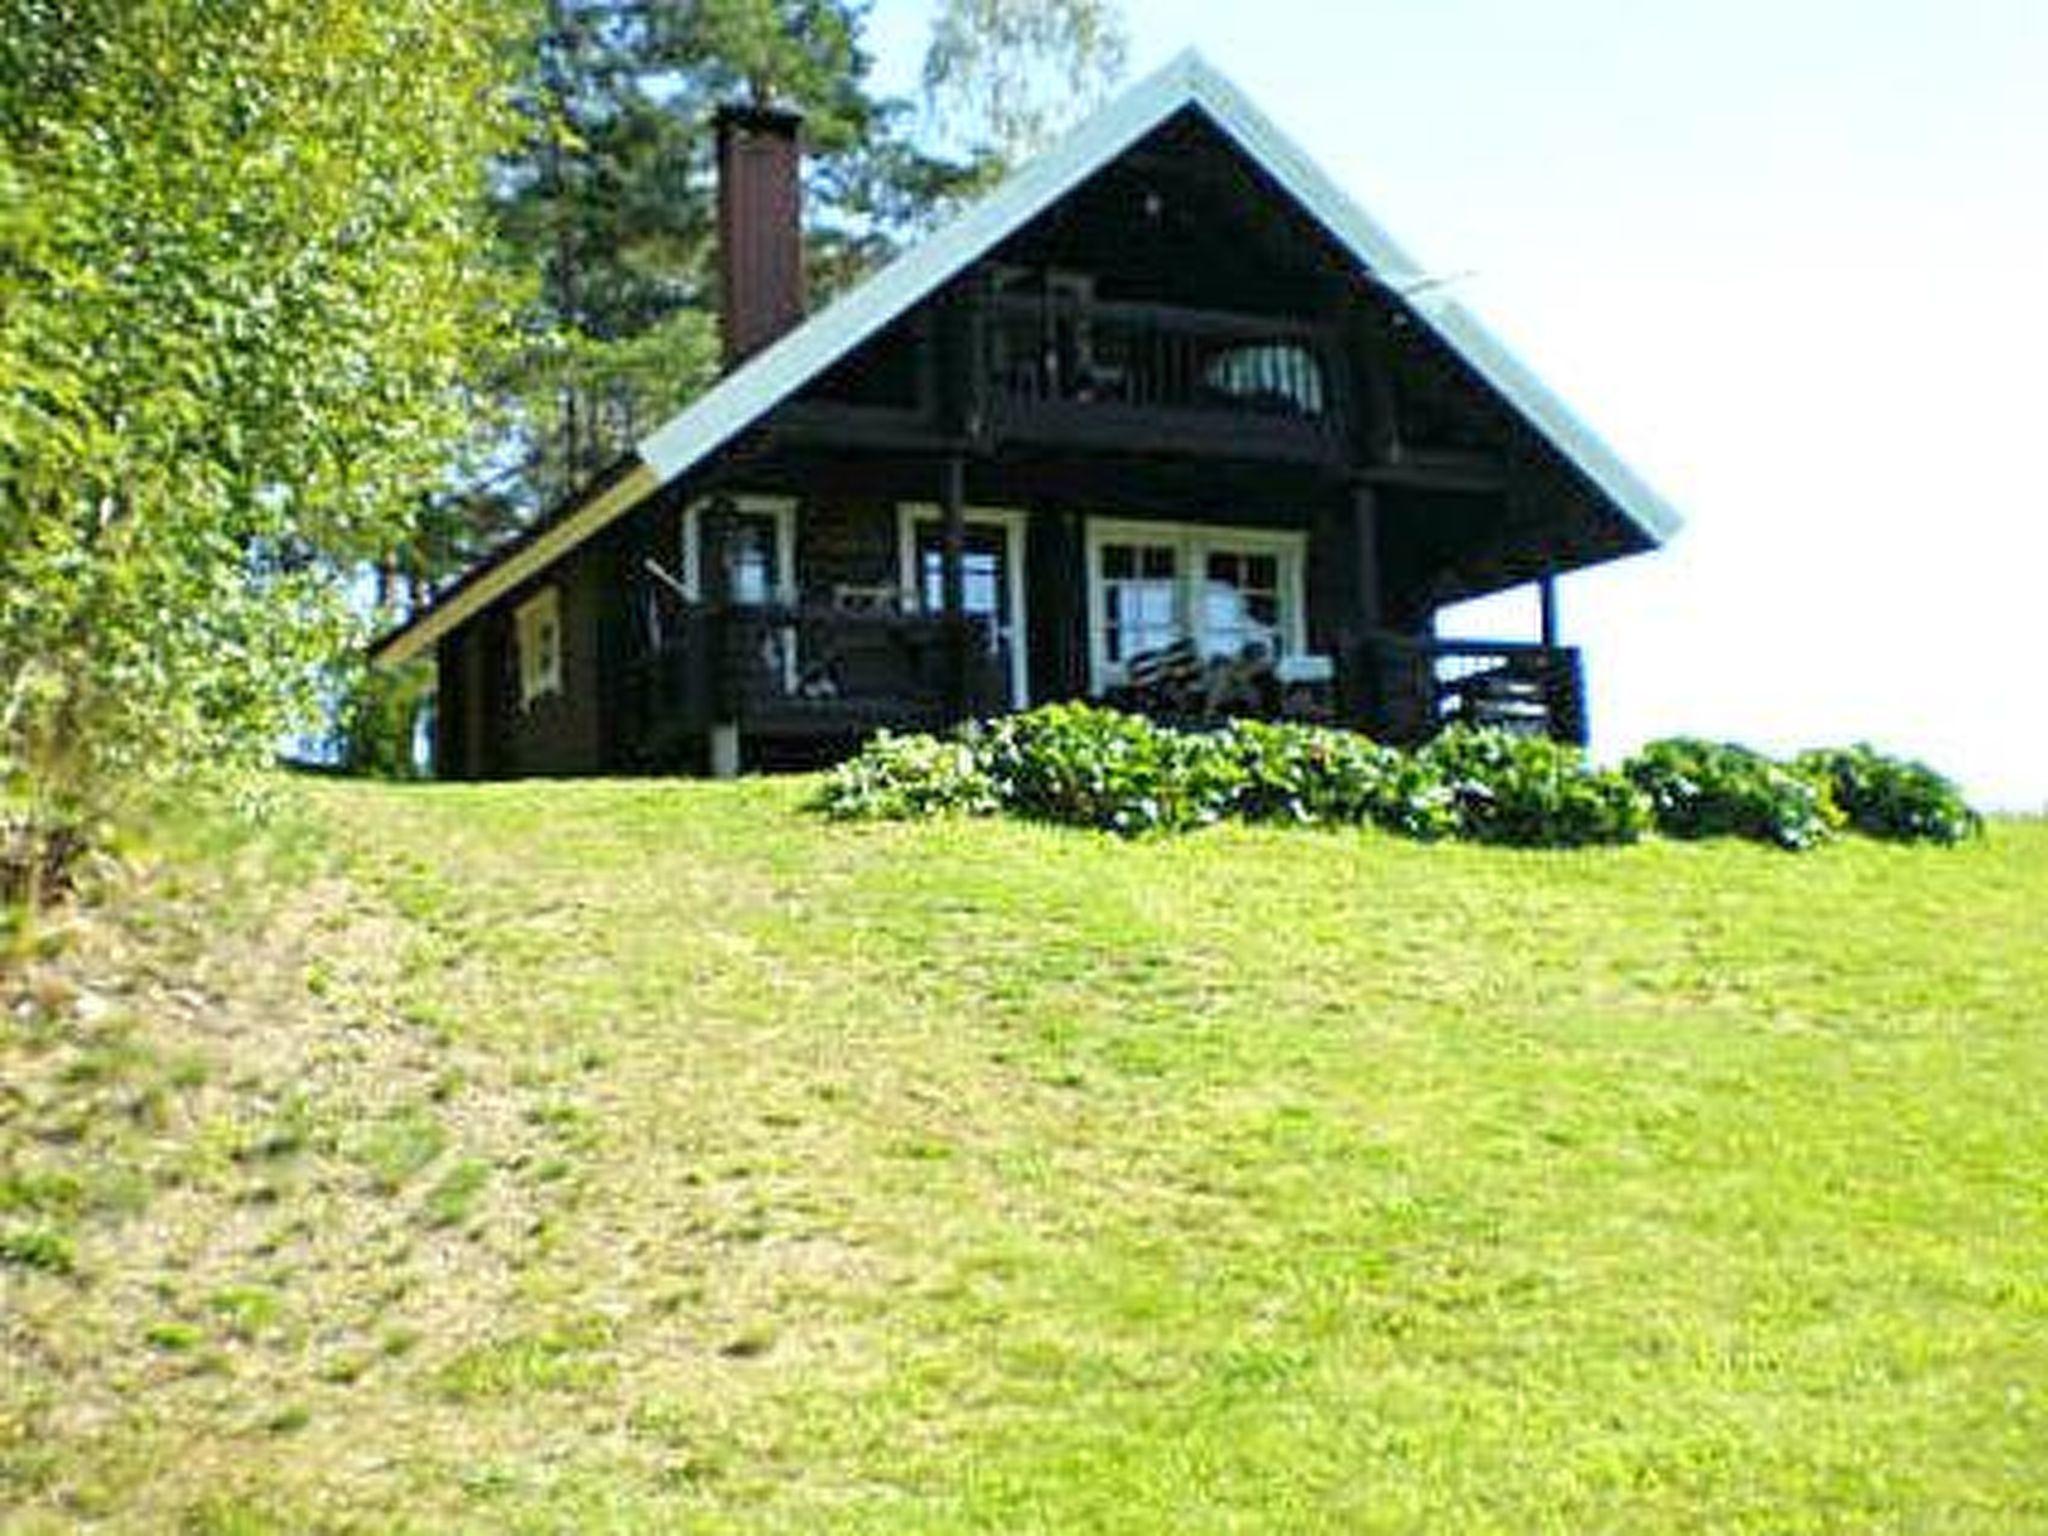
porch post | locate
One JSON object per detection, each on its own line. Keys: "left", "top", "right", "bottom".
{"left": 941, "top": 455, "right": 967, "bottom": 618}
{"left": 1352, "top": 483, "right": 1383, "bottom": 633}
{"left": 1538, "top": 573, "right": 1559, "bottom": 650}
{"left": 706, "top": 496, "right": 742, "bottom": 778}
{"left": 1349, "top": 482, "right": 1388, "bottom": 734}
{"left": 942, "top": 455, "right": 969, "bottom": 719}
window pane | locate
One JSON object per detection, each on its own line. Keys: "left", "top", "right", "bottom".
{"left": 1197, "top": 544, "right": 1287, "bottom": 661}
{"left": 727, "top": 515, "right": 778, "bottom": 603}
{"left": 964, "top": 554, "right": 999, "bottom": 616}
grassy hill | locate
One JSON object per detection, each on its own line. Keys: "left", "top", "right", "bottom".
{"left": 5, "top": 779, "right": 2046, "bottom": 1532}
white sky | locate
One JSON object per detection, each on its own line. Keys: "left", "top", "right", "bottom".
{"left": 866, "top": 0, "right": 2048, "bottom": 808}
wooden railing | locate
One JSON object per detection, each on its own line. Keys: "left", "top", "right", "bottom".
{"left": 623, "top": 601, "right": 1006, "bottom": 764}
{"left": 978, "top": 294, "right": 1346, "bottom": 458}
{"left": 1343, "top": 634, "right": 1587, "bottom": 747}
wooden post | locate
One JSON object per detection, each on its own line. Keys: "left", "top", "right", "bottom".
{"left": 1347, "top": 483, "right": 1387, "bottom": 738}
{"left": 709, "top": 722, "right": 741, "bottom": 779}
{"left": 1352, "top": 483, "right": 1383, "bottom": 634}
{"left": 704, "top": 499, "right": 742, "bottom": 777}
{"left": 1538, "top": 573, "right": 1559, "bottom": 650}
{"left": 942, "top": 455, "right": 969, "bottom": 719}
{"left": 941, "top": 456, "right": 967, "bottom": 619}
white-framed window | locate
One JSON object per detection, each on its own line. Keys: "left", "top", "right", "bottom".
{"left": 679, "top": 495, "right": 797, "bottom": 605}
{"left": 896, "top": 504, "right": 1030, "bottom": 707}
{"left": 1084, "top": 518, "right": 1308, "bottom": 692}
{"left": 515, "top": 586, "right": 564, "bottom": 708}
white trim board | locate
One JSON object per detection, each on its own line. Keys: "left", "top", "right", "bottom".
{"left": 897, "top": 504, "right": 1031, "bottom": 708}
{"left": 373, "top": 51, "right": 1679, "bottom": 670}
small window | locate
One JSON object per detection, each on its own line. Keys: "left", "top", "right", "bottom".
{"left": 515, "top": 587, "right": 563, "bottom": 707}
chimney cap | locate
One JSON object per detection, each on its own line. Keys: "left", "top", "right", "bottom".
{"left": 714, "top": 101, "right": 805, "bottom": 139}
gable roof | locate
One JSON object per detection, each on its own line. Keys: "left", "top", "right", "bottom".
{"left": 374, "top": 49, "right": 1680, "bottom": 667}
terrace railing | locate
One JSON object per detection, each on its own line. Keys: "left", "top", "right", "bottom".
{"left": 1343, "top": 634, "right": 1587, "bottom": 747}
{"left": 623, "top": 600, "right": 1007, "bottom": 765}
{"left": 978, "top": 293, "right": 1347, "bottom": 460}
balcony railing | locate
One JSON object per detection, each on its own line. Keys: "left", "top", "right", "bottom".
{"left": 978, "top": 294, "right": 1346, "bottom": 459}
{"left": 623, "top": 601, "right": 1007, "bottom": 765}
{"left": 1343, "top": 634, "right": 1587, "bottom": 747}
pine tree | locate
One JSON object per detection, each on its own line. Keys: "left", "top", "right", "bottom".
{"left": 482, "top": 0, "right": 975, "bottom": 518}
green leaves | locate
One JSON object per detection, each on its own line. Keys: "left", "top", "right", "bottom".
{"left": 2, "top": 0, "right": 526, "bottom": 822}
{"left": 1623, "top": 738, "right": 1839, "bottom": 851}
{"left": 819, "top": 709, "right": 1981, "bottom": 854}
{"left": 820, "top": 707, "right": 1632, "bottom": 846}
{"left": 923, "top": 0, "right": 1130, "bottom": 166}
{"left": 1794, "top": 745, "right": 1982, "bottom": 845}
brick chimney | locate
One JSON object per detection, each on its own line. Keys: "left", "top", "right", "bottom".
{"left": 715, "top": 103, "right": 806, "bottom": 368}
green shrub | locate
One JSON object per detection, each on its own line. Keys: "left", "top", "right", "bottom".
{"left": 1217, "top": 720, "right": 1458, "bottom": 838}
{"left": 1421, "top": 728, "right": 1651, "bottom": 848}
{"left": 816, "top": 731, "right": 999, "bottom": 822}
{"left": 1623, "top": 738, "right": 1839, "bottom": 850}
{"left": 1794, "top": 745, "right": 1981, "bottom": 845}
{"left": 973, "top": 704, "right": 1224, "bottom": 834}
{"left": 1219, "top": 719, "right": 1374, "bottom": 824}
{"left": 814, "top": 707, "right": 1974, "bottom": 856}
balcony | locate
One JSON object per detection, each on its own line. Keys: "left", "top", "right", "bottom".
{"left": 978, "top": 293, "right": 1347, "bottom": 462}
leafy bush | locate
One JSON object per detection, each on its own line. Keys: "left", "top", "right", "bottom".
{"left": 816, "top": 731, "right": 998, "bottom": 822}
{"left": 1420, "top": 728, "right": 1651, "bottom": 848}
{"left": 972, "top": 704, "right": 1230, "bottom": 833}
{"left": 1623, "top": 738, "right": 1840, "bottom": 850}
{"left": 1794, "top": 745, "right": 1981, "bottom": 845}
{"left": 1217, "top": 720, "right": 1459, "bottom": 838}
{"left": 817, "top": 707, "right": 1977, "bottom": 855}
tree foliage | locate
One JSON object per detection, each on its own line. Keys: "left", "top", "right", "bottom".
{"left": 923, "top": 0, "right": 1130, "bottom": 167}
{"left": 0, "top": 0, "right": 528, "bottom": 830}
{"left": 486, "top": 0, "right": 987, "bottom": 515}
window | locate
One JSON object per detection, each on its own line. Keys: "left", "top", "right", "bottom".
{"left": 515, "top": 587, "right": 563, "bottom": 707}
{"left": 896, "top": 504, "right": 1031, "bottom": 708}
{"left": 724, "top": 514, "right": 780, "bottom": 604}
{"left": 1100, "top": 540, "right": 1181, "bottom": 668}
{"left": 679, "top": 496, "right": 796, "bottom": 604}
{"left": 1086, "top": 519, "right": 1307, "bottom": 692}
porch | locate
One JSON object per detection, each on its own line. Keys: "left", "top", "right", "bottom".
{"left": 620, "top": 601, "right": 1009, "bottom": 770}
{"left": 619, "top": 592, "right": 1584, "bottom": 772}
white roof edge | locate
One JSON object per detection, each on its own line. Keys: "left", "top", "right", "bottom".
{"left": 378, "top": 49, "right": 1680, "bottom": 667}
{"left": 1174, "top": 57, "right": 1684, "bottom": 544}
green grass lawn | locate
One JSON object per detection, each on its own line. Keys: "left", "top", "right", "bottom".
{"left": 5, "top": 779, "right": 2047, "bottom": 1532}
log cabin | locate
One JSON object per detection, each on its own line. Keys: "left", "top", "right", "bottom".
{"left": 370, "top": 52, "right": 1681, "bottom": 778}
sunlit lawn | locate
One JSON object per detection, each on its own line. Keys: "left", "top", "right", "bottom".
{"left": 5, "top": 778, "right": 2046, "bottom": 1532}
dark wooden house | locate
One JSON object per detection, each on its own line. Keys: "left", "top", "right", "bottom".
{"left": 372, "top": 53, "right": 1681, "bottom": 778}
